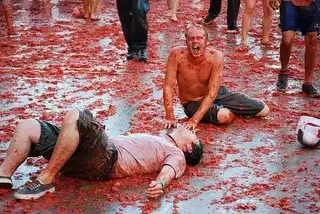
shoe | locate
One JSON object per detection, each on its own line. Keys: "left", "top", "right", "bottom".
{"left": 0, "top": 176, "right": 12, "bottom": 189}
{"left": 302, "top": 83, "right": 320, "bottom": 98}
{"left": 126, "top": 49, "right": 136, "bottom": 60}
{"left": 203, "top": 14, "right": 216, "bottom": 25}
{"left": 14, "top": 180, "right": 55, "bottom": 200}
{"left": 226, "top": 26, "right": 239, "bottom": 34}
{"left": 136, "top": 49, "right": 147, "bottom": 62}
{"left": 276, "top": 72, "right": 288, "bottom": 92}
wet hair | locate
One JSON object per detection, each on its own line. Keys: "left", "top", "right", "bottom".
{"left": 183, "top": 140, "right": 204, "bottom": 166}
{"left": 185, "top": 24, "right": 209, "bottom": 40}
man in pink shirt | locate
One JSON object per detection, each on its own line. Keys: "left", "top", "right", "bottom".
{"left": 0, "top": 109, "right": 204, "bottom": 200}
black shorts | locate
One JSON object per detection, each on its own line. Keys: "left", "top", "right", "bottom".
{"left": 183, "top": 86, "right": 265, "bottom": 124}
{"left": 29, "top": 110, "right": 118, "bottom": 180}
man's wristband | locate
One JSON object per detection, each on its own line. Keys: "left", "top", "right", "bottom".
{"left": 158, "top": 179, "right": 166, "bottom": 190}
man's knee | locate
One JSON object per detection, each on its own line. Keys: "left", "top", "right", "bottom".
{"left": 305, "top": 33, "right": 318, "bottom": 49}
{"left": 16, "top": 119, "right": 41, "bottom": 143}
{"left": 257, "top": 103, "right": 270, "bottom": 117}
{"left": 263, "top": 7, "right": 273, "bottom": 17}
{"left": 281, "top": 34, "right": 295, "bottom": 47}
{"left": 217, "top": 108, "right": 235, "bottom": 124}
{"left": 63, "top": 109, "right": 80, "bottom": 126}
{"left": 245, "top": 7, "right": 254, "bottom": 16}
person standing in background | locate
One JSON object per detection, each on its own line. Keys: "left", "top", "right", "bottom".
{"left": 0, "top": 0, "right": 15, "bottom": 35}
{"left": 203, "top": 0, "right": 240, "bottom": 32}
{"left": 240, "top": 0, "right": 273, "bottom": 47}
{"left": 117, "top": 0, "right": 149, "bottom": 62}
{"left": 167, "top": 0, "right": 180, "bottom": 21}
{"left": 276, "top": 0, "right": 320, "bottom": 97}
{"left": 82, "top": 0, "right": 101, "bottom": 21}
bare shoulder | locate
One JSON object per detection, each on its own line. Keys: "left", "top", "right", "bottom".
{"left": 169, "top": 46, "right": 187, "bottom": 60}
{"left": 206, "top": 48, "right": 223, "bottom": 63}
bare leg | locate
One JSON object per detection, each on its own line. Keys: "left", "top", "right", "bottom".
{"left": 304, "top": 32, "right": 317, "bottom": 84}
{"left": 256, "top": 102, "right": 270, "bottom": 117}
{"left": 167, "top": 0, "right": 172, "bottom": 16}
{"left": 261, "top": 0, "right": 273, "bottom": 44}
{"left": 90, "top": 0, "right": 100, "bottom": 20}
{"left": 36, "top": 109, "right": 80, "bottom": 184}
{"left": 2, "top": 0, "right": 15, "bottom": 35}
{"left": 0, "top": 120, "right": 41, "bottom": 177}
{"left": 280, "top": 31, "right": 295, "bottom": 70}
{"left": 170, "top": 0, "right": 179, "bottom": 21}
{"left": 82, "top": 0, "right": 90, "bottom": 18}
{"left": 241, "top": 0, "right": 257, "bottom": 46}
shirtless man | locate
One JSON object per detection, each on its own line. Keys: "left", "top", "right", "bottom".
{"left": 0, "top": 109, "right": 203, "bottom": 200}
{"left": 163, "top": 24, "right": 270, "bottom": 129}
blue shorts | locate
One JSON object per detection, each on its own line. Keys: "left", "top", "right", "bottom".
{"left": 280, "top": 1, "right": 320, "bottom": 35}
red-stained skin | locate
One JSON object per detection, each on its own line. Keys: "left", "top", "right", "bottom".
{"left": 0, "top": 0, "right": 320, "bottom": 213}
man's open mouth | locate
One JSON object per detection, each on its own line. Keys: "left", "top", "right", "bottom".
{"left": 192, "top": 45, "right": 200, "bottom": 54}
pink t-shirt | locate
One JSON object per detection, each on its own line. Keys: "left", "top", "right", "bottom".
{"left": 110, "top": 134, "right": 186, "bottom": 179}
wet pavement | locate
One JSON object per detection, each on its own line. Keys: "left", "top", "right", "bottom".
{"left": 1, "top": 0, "right": 320, "bottom": 213}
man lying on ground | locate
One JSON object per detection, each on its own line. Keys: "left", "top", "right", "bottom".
{"left": 0, "top": 109, "right": 203, "bottom": 200}
{"left": 163, "top": 24, "right": 270, "bottom": 130}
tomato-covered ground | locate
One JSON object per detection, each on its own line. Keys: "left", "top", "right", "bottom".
{"left": 0, "top": 0, "right": 319, "bottom": 213}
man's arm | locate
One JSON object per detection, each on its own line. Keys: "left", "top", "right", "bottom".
{"left": 145, "top": 165, "right": 176, "bottom": 198}
{"left": 184, "top": 52, "right": 224, "bottom": 129}
{"left": 163, "top": 49, "right": 179, "bottom": 128}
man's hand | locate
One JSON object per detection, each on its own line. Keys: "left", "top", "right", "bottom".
{"left": 183, "top": 118, "right": 198, "bottom": 130}
{"left": 164, "top": 119, "right": 177, "bottom": 129}
{"left": 269, "top": 0, "right": 280, "bottom": 10}
{"left": 146, "top": 181, "right": 164, "bottom": 198}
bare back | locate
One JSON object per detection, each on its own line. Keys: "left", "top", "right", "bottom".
{"left": 173, "top": 47, "right": 223, "bottom": 104}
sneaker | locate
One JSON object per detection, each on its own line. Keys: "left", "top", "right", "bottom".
{"left": 137, "top": 49, "right": 147, "bottom": 62}
{"left": 14, "top": 180, "right": 55, "bottom": 200}
{"left": 126, "top": 49, "right": 136, "bottom": 60}
{"left": 276, "top": 72, "right": 288, "bottom": 92}
{"left": 226, "top": 26, "right": 239, "bottom": 34}
{"left": 302, "top": 83, "right": 320, "bottom": 98}
{"left": 0, "top": 176, "right": 12, "bottom": 189}
{"left": 203, "top": 14, "right": 216, "bottom": 25}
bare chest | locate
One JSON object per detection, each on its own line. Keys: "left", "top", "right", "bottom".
{"left": 177, "top": 62, "right": 212, "bottom": 84}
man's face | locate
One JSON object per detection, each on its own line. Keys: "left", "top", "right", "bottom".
{"left": 171, "top": 126, "right": 199, "bottom": 152}
{"left": 186, "top": 27, "right": 207, "bottom": 58}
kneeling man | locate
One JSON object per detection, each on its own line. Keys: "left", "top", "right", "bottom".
{"left": 163, "top": 24, "right": 270, "bottom": 130}
{"left": 0, "top": 109, "right": 203, "bottom": 200}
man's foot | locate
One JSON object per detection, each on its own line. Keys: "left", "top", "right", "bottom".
{"left": 0, "top": 176, "right": 12, "bottom": 189}
{"left": 236, "top": 43, "right": 248, "bottom": 52}
{"left": 261, "top": 40, "right": 271, "bottom": 46}
{"left": 14, "top": 180, "right": 55, "bottom": 200}
{"left": 203, "top": 14, "right": 216, "bottom": 25}
{"left": 166, "top": 10, "right": 172, "bottom": 17}
{"left": 136, "top": 49, "right": 147, "bottom": 62}
{"left": 126, "top": 49, "right": 136, "bottom": 60}
{"left": 302, "top": 83, "right": 320, "bottom": 98}
{"left": 276, "top": 71, "right": 288, "bottom": 92}
{"left": 81, "top": 14, "right": 89, "bottom": 20}
{"left": 90, "top": 17, "right": 101, "bottom": 21}
{"left": 170, "top": 15, "right": 178, "bottom": 22}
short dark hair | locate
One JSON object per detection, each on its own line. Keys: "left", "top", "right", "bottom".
{"left": 185, "top": 24, "right": 209, "bottom": 40}
{"left": 183, "top": 141, "right": 204, "bottom": 166}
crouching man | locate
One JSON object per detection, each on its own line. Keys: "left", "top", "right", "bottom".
{"left": 0, "top": 109, "right": 203, "bottom": 200}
